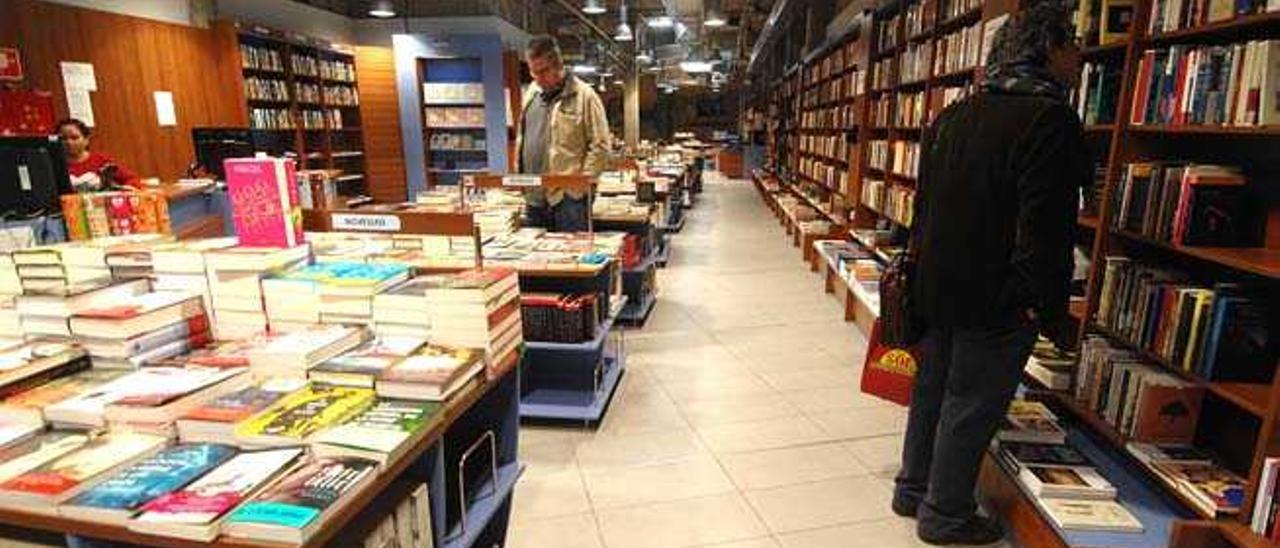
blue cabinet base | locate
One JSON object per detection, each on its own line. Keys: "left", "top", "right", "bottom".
{"left": 520, "top": 356, "right": 625, "bottom": 422}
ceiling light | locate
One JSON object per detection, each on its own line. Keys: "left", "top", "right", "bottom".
{"left": 679, "top": 59, "right": 714, "bottom": 73}
{"left": 647, "top": 16, "right": 674, "bottom": 28}
{"left": 615, "top": 22, "right": 633, "bottom": 41}
{"left": 572, "top": 64, "right": 597, "bottom": 75}
{"left": 705, "top": 8, "right": 727, "bottom": 27}
{"left": 583, "top": 0, "right": 607, "bottom": 15}
{"left": 368, "top": 0, "right": 396, "bottom": 18}
{"left": 614, "top": 78, "right": 624, "bottom": 85}
{"left": 636, "top": 49, "right": 653, "bottom": 63}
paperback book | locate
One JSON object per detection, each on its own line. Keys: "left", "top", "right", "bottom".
{"left": 1018, "top": 465, "right": 1118, "bottom": 500}
{"left": 131, "top": 447, "right": 304, "bottom": 542}
{"left": 233, "top": 384, "right": 377, "bottom": 447}
{"left": 309, "top": 336, "right": 427, "bottom": 388}
{"left": 312, "top": 398, "right": 443, "bottom": 465}
{"left": 0, "top": 431, "right": 166, "bottom": 510}
{"left": 223, "top": 456, "right": 378, "bottom": 543}
{"left": 176, "top": 378, "right": 307, "bottom": 443}
{"left": 61, "top": 443, "right": 239, "bottom": 524}
{"left": 1039, "top": 498, "right": 1144, "bottom": 532}
{"left": 375, "top": 343, "right": 485, "bottom": 401}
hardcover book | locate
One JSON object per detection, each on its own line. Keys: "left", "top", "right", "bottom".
{"left": 224, "top": 456, "right": 378, "bottom": 543}
{"left": 233, "top": 384, "right": 377, "bottom": 447}
{"left": 61, "top": 443, "right": 239, "bottom": 524}
{"left": 131, "top": 447, "right": 304, "bottom": 542}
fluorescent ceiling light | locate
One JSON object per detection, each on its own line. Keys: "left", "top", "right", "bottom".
{"left": 647, "top": 16, "right": 675, "bottom": 28}
{"left": 571, "top": 64, "right": 598, "bottom": 75}
{"left": 705, "top": 8, "right": 727, "bottom": 27}
{"left": 369, "top": 0, "right": 396, "bottom": 17}
{"left": 583, "top": 0, "right": 607, "bottom": 15}
{"left": 679, "top": 60, "right": 714, "bottom": 73}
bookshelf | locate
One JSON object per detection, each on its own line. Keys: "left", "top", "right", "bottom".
{"left": 234, "top": 24, "right": 368, "bottom": 198}
{"left": 759, "top": 0, "right": 1279, "bottom": 545}
{"left": 418, "top": 58, "right": 491, "bottom": 188}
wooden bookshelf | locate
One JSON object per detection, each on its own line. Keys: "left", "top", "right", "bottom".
{"left": 231, "top": 22, "right": 367, "bottom": 197}
{"left": 754, "top": 0, "right": 1280, "bottom": 545}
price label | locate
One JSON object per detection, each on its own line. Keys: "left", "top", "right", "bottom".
{"left": 331, "top": 213, "right": 402, "bottom": 232}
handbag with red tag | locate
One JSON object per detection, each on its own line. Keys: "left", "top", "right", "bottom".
{"left": 859, "top": 320, "right": 922, "bottom": 407}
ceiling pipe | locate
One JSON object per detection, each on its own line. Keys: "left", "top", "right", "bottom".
{"left": 746, "top": 0, "right": 792, "bottom": 75}
{"left": 549, "top": 0, "right": 633, "bottom": 75}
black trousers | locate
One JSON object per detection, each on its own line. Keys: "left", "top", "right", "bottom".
{"left": 526, "top": 196, "right": 589, "bottom": 233}
{"left": 893, "top": 323, "right": 1037, "bottom": 535}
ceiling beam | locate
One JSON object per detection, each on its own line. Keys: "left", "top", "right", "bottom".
{"left": 746, "top": 0, "right": 790, "bottom": 75}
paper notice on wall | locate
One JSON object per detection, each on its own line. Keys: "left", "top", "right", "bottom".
{"left": 154, "top": 91, "right": 176, "bottom": 126}
{"left": 60, "top": 61, "right": 97, "bottom": 127}
{"left": 59, "top": 61, "right": 97, "bottom": 91}
{"left": 66, "top": 89, "right": 95, "bottom": 127}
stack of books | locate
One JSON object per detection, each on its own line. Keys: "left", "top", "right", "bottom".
{"left": 70, "top": 291, "right": 212, "bottom": 369}
{"left": 43, "top": 365, "right": 248, "bottom": 431}
{"left": 0, "top": 250, "right": 22, "bottom": 296}
{"left": 0, "top": 340, "right": 91, "bottom": 402}
{"left": 246, "top": 325, "right": 367, "bottom": 379}
{"left": 14, "top": 235, "right": 166, "bottom": 293}
{"left": 424, "top": 268, "right": 522, "bottom": 378}
{"left": 520, "top": 292, "right": 599, "bottom": 343}
{"left": 16, "top": 279, "right": 149, "bottom": 338}
{"left": 0, "top": 367, "right": 127, "bottom": 424}
{"left": 232, "top": 384, "right": 376, "bottom": 448}
{"left": 204, "top": 245, "right": 310, "bottom": 339}
{"left": 309, "top": 336, "right": 426, "bottom": 388}
{"left": 994, "top": 402, "right": 1145, "bottom": 533}
{"left": 0, "top": 430, "right": 168, "bottom": 513}
{"left": 223, "top": 455, "right": 378, "bottom": 544}
{"left": 174, "top": 378, "right": 307, "bottom": 443}
{"left": 59, "top": 443, "right": 240, "bottom": 525}
{"left": 375, "top": 343, "right": 485, "bottom": 401}
{"left": 372, "top": 278, "right": 432, "bottom": 338}
{"left": 1026, "top": 338, "right": 1077, "bottom": 391}
{"left": 152, "top": 237, "right": 237, "bottom": 319}
{"left": 312, "top": 398, "right": 442, "bottom": 465}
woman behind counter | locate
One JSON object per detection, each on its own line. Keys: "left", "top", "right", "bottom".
{"left": 58, "top": 118, "right": 143, "bottom": 191}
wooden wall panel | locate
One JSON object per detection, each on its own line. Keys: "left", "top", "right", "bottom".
{"left": 355, "top": 45, "right": 407, "bottom": 203}
{"left": 0, "top": 0, "right": 246, "bottom": 180}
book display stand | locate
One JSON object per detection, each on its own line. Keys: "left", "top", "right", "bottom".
{"left": 754, "top": 0, "right": 1279, "bottom": 545}
{"left": 469, "top": 175, "right": 632, "bottom": 423}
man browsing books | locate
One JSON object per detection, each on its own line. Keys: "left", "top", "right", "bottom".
{"left": 893, "top": 3, "right": 1088, "bottom": 545}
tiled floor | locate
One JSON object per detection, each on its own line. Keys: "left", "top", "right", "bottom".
{"left": 509, "top": 173, "right": 964, "bottom": 548}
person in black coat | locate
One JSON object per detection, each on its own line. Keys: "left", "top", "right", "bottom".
{"left": 892, "top": 2, "right": 1088, "bottom": 545}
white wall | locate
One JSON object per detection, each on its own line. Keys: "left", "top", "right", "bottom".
{"left": 39, "top": 0, "right": 193, "bottom": 25}
{"left": 215, "top": 0, "right": 355, "bottom": 44}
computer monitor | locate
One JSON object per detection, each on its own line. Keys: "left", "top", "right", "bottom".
{"left": 192, "top": 127, "right": 255, "bottom": 180}
{"left": 0, "top": 136, "right": 72, "bottom": 220}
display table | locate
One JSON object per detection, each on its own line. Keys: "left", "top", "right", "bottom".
{"left": 0, "top": 352, "right": 523, "bottom": 548}
{"left": 158, "top": 182, "right": 232, "bottom": 240}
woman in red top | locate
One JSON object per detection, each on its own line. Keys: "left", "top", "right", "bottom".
{"left": 58, "top": 118, "right": 143, "bottom": 191}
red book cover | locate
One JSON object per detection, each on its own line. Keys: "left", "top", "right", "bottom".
{"left": 859, "top": 321, "right": 920, "bottom": 407}
{"left": 1132, "top": 51, "right": 1156, "bottom": 125}
{"left": 106, "top": 193, "right": 135, "bottom": 236}
{"left": 1171, "top": 51, "right": 1190, "bottom": 126}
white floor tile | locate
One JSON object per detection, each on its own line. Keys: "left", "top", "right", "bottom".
{"left": 595, "top": 493, "right": 768, "bottom": 548}
{"left": 744, "top": 476, "right": 896, "bottom": 533}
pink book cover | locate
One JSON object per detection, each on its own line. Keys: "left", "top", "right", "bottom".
{"left": 224, "top": 158, "right": 303, "bottom": 248}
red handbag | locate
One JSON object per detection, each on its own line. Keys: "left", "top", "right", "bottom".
{"left": 859, "top": 320, "right": 922, "bottom": 407}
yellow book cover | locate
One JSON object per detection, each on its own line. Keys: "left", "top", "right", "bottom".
{"left": 233, "top": 384, "right": 376, "bottom": 443}
{"left": 1181, "top": 291, "right": 1213, "bottom": 372}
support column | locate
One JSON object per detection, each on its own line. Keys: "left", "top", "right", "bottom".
{"left": 624, "top": 70, "right": 640, "bottom": 146}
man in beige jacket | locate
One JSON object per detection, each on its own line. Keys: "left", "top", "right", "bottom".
{"left": 516, "top": 35, "right": 612, "bottom": 232}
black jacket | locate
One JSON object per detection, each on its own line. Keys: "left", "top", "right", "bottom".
{"left": 909, "top": 91, "right": 1088, "bottom": 329}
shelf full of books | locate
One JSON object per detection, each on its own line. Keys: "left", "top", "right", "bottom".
{"left": 232, "top": 23, "right": 367, "bottom": 198}
{"left": 420, "top": 59, "right": 493, "bottom": 188}
{"left": 1007, "top": 0, "right": 1280, "bottom": 545}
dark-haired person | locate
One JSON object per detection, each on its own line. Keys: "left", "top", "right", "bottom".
{"left": 58, "top": 118, "right": 143, "bottom": 191}
{"left": 515, "top": 35, "right": 611, "bottom": 232}
{"left": 893, "top": 3, "right": 1087, "bottom": 545}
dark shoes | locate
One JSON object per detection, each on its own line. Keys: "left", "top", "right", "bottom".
{"left": 891, "top": 496, "right": 919, "bottom": 518}
{"left": 918, "top": 515, "right": 1006, "bottom": 546}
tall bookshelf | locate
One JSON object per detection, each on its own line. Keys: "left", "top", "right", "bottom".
{"left": 759, "top": 0, "right": 1279, "bottom": 545}
{"left": 234, "top": 23, "right": 368, "bottom": 197}
{"left": 1049, "top": 1, "right": 1280, "bottom": 545}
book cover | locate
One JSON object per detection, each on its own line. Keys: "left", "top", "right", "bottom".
{"left": 224, "top": 157, "right": 303, "bottom": 248}
{"left": 1040, "top": 498, "right": 1144, "bottom": 532}
{"left": 1000, "top": 441, "right": 1092, "bottom": 468}
{"left": 233, "top": 384, "right": 376, "bottom": 443}
{"left": 136, "top": 447, "right": 303, "bottom": 525}
{"left": 65, "top": 444, "right": 238, "bottom": 513}
{"left": 106, "top": 367, "right": 245, "bottom": 408}
{"left": 313, "top": 399, "right": 442, "bottom": 455}
{"left": 378, "top": 344, "right": 483, "bottom": 386}
{"left": 1153, "top": 461, "right": 1246, "bottom": 514}
{"left": 0, "top": 431, "right": 165, "bottom": 499}
{"left": 0, "top": 431, "right": 92, "bottom": 484}
{"left": 1019, "top": 465, "right": 1117, "bottom": 500}
{"left": 310, "top": 336, "right": 427, "bottom": 387}
{"left": 225, "top": 456, "right": 377, "bottom": 529}
{"left": 1131, "top": 382, "right": 1204, "bottom": 444}
{"left": 1, "top": 368, "right": 128, "bottom": 418}
{"left": 180, "top": 378, "right": 307, "bottom": 424}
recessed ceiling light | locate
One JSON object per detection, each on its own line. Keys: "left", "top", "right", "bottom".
{"left": 705, "top": 8, "right": 727, "bottom": 27}
{"left": 583, "top": 0, "right": 607, "bottom": 15}
{"left": 647, "top": 16, "right": 674, "bottom": 28}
